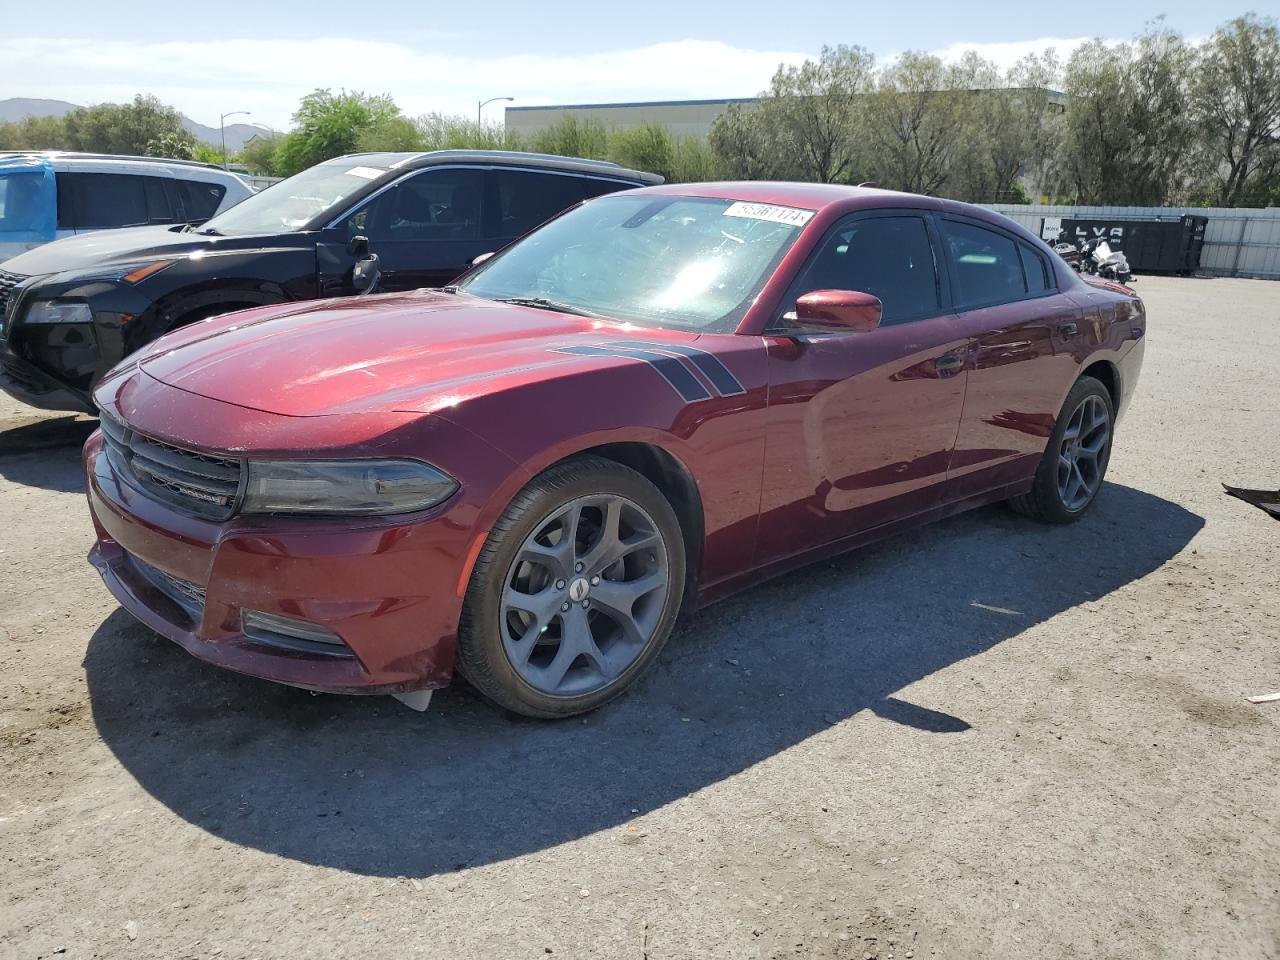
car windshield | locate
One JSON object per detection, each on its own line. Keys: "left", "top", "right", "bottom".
{"left": 458, "top": 194, "right": 810, "bottom": 333}
{"left": 198, "top": 158, "right": 389, "bottom": 236}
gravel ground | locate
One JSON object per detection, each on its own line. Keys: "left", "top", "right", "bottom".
{"left": 1, "top": 275, "right": 1277, "bottom": 960}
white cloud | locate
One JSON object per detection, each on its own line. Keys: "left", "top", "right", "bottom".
{"left": 0, "top": 37, "right": 812, "bottom": 129}
{"left": 928, "top": 36, "right": 1098, "bottom": 71}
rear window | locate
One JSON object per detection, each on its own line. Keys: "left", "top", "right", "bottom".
{"left": 179, "top": 180, "right": 227, "bottom": 221}
{"left": 492, "top": 169, "right": 587, "bottom": 239}
{"left": 941, "top": 219, "right": 1026, "bottom": 309}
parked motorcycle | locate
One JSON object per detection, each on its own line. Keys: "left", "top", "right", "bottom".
{"left": 1080, "top": 237, "right": 1134, "bottom": 284}
{"left": 1052, "top": 230, "right": 1082, "bottom": 271}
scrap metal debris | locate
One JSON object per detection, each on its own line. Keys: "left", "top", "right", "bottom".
{"left": 1223, "top": 484, "right": 1280, "bottom": 521}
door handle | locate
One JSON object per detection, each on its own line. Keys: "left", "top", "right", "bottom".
{"left": 934, "top": 353, "right": 964, "bottom": 377}
{"left": 1058, "top": 321, "right": 1078, "bottom": 336}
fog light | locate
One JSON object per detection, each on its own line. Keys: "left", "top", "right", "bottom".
{"left": 241, "top": 610, "right": 354, "bottom": 657}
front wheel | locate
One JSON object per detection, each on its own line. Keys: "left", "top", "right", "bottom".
{"left": 456, "top": 456, "right": 686, "bottom": 718}
{"left": 1010, "top": 376, "right": 1114, "bottom": 524}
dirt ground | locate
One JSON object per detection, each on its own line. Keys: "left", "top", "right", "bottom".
{"left": 1, "top": 275, "right": 1277, "bottom": 960}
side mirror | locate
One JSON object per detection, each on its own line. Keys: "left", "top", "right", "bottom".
{"left": 470, "top": 251, "right": 495, "bottom": 268}
{"left": 347, "top": 234, "right": 370, "bottom": 258}
{"left": 352, "top": 253, "right": 381, "bottom": 294}
{"left": 794, "top": 289, "right": 882, "bottom": 333}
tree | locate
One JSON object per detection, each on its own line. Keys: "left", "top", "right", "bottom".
{"left": 358, "top": 115, "right": 424, "bottom": 153}
{"left": 528, "top": 117, "right": 609, "bottom": 160}
{"left": 273, "top": 89, "right": 402, "bottom": 176}
{"left": 765, "top": 44, "right": 876, "bottom": 183}
{"left": 709, "top": 45, "right": 875, "bottom": 183}
{"left": 865, "top": 52, "right": 971, "bottom": 195}
{"left": 1061, "top": 24, "right": 1194, "bottom": 204}
{"left": 144, "top": 129, "right": 198, "bottom": 160}
{"left": 607, "top": 124, "right": 675, "bottom": 181}
{"left": 416, "top": 114, "right": 523, "bottom": 151}
{"left": 709, "top": 103, "right": 781, "bottom": 179}
{"left": 238, "top": 135, "right": 281, "bottom": 176}
{"left": 62, "top": 94, "right": 191, "bottom": 156}
{"left": 669, "top": 136, "right": 723, "bottom": 183}
{"left": 1006, "top": 51, "right": 1067, "bottom": 202}
{"left": 1189, "top": 14, "right": 1280, "bottom": 206}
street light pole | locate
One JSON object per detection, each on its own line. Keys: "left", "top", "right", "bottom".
{"left": 219, "top": 111, "right": 250, "bottom": 169}
{"left": 477, "top": 96, "right": 514, "bottom": 127}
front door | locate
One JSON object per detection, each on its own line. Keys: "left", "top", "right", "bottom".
{"left": 318, "top": 167, "right": 489, "bottom": 295}
{"left": 756, "top": 212, "right": 968, "bottom": 566}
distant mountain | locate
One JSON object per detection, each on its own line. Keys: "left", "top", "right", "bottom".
{"left": 0, "top": 98, "right": 278, "bottom": 153}
{"left": 0, "top": 98, "right": 78, "bottom": 122}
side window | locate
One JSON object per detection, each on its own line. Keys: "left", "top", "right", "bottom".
{"left": 179, "top": 180, "right": 226, "bottom": 221}
{"left": 143, "top": 177, "right": 175, "bottom": 223}
{"left": 942, "top": 220, "right": 1026, "bottom": 308}
{"left": 54, "top": 172, "right": 77, "bottom": 229}
{"left": 353, "top": 168, "right": 484, "bottom": 243}
{"left": 580, "top": 178, "right": 631, "bottom": 199}
{"left": 491, "top": 169, "right": 584, "bottom": 239}
{"left": 788, "top": 215, "right": 940, "bottom": 325}
{"left": 1019, "top": 242, "right": 1051, "bottom": 294}
{"left": 64, "top": 173, "right": 148, "bottom": 229}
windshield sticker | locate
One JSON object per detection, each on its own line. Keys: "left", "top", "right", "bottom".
{"left": 344, "top": 166, "right": 385, "bottom": 180}
{"left": 722, "top": 202, "right": 814, "bottom": 227}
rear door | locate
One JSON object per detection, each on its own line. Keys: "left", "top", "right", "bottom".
{"left": 55, "top": 172, "right": 149, "bottom": 235}
{"left": 487, "top": 167, "right": 591, "bottom": 251}
{"left": 937, "top": 215, "right": 1085, "bottom": 500}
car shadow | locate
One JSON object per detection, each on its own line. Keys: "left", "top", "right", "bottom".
{"left": 0, "top": 416, "right": 96, "bottom": 493}
{"left": 83, "top": 482, "right": 1203, "bottom": 877}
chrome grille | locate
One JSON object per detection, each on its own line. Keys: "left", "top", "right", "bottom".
{"left": 100, "top": 411, "right": 244, "bottom": 520}
{"left": 130, "top": 555, "right": 207, "bottom": 620}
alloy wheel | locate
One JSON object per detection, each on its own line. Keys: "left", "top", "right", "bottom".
{"left": 500, "top": 494, "right": 669, "bottom": 697}
{"left": 1057, "top": 394, "right": 1111, "bottom": 512}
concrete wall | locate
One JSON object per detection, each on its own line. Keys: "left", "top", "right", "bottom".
{"left": 987, "top": 204, "right": 1280, "bottom": 280}
{"left": 506, "top": 98, "right": 757, "bottom": 139}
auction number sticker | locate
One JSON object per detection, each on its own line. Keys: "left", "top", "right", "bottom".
{"left": 722, "top": 201, "right": 815, "bottom": 227}
{"left": 344, "top": 165, "right": 386, "bottom": 180}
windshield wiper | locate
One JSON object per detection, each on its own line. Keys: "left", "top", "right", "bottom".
{"left": 496, "top": 296, "right": 599, "bottom": 318}
{"left": 439, "top": 284, "right": 463, "bottom": 294}
{"left": 197, "top": 227, "right": 223, "bottom": 236}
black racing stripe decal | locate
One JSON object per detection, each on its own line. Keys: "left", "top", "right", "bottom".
{"left": 601, "top": 341, "right": 746, "bottom": 397}
{"left": 556, "top": 345, "right": 711, "bottom": 402}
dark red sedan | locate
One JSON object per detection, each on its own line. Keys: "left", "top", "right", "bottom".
{"left": 84, "top": 183, "right": 1145, "bottom": 717}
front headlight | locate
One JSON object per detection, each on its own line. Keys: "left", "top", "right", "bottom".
{"left": 242, "top": 459, "right": 459, "bottom": 516}
{"left": 24, "top": 300, "right": 93, "bottom": 325}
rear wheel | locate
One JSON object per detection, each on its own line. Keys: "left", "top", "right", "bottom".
{"left": 457, "top": 456, "right": 685, "bottom": 718}
{"left": 1010, "top": 375, "right": 1114, "bottom": 524}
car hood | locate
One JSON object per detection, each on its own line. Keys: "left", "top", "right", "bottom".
{"left": 1, "top": 225, "right": 286, "bottom": 276}
{"left": 133, "top": 290, "right": 698, "bottom": 417}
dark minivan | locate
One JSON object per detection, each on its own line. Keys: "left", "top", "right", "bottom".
{"left": 0, "top": 150, "right": 661, "bottom": 412}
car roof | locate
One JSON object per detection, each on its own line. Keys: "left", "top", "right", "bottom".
{"left": 626, "top": 181, "right": 930, "bottom": 208}
{"left": 329, "top": 150, "right": 664, "bottom": 185}
{"left": 0, "top": 151, "right": 242, "bottom": 180}
{"left": 620, "top": 180, "right": 1037, "bottom": 235}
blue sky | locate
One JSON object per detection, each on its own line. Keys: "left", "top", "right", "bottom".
{"left": 0, "top": 0, "right": 1248, "bottom": 129}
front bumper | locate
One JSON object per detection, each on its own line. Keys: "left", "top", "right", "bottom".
{"left": 0, "top": 347, "right": 94, "bottom": 412}
{"left": 84, "top": 431, "right": 468, "bottom": 695}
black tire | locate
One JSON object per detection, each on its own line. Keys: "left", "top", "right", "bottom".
{"left": 1009, "top": 375, "right": 1115, "bottom": 524}
{"left": 456, "top": 455, "right": 686, "bottom": 719}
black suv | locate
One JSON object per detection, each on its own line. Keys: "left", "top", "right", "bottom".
{"left": 0, "top": 150, "right": 661, "bottom": 412}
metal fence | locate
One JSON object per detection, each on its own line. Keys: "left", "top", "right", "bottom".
{"left": 984, "top": 204, "right": 1280, "bottom": 280}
